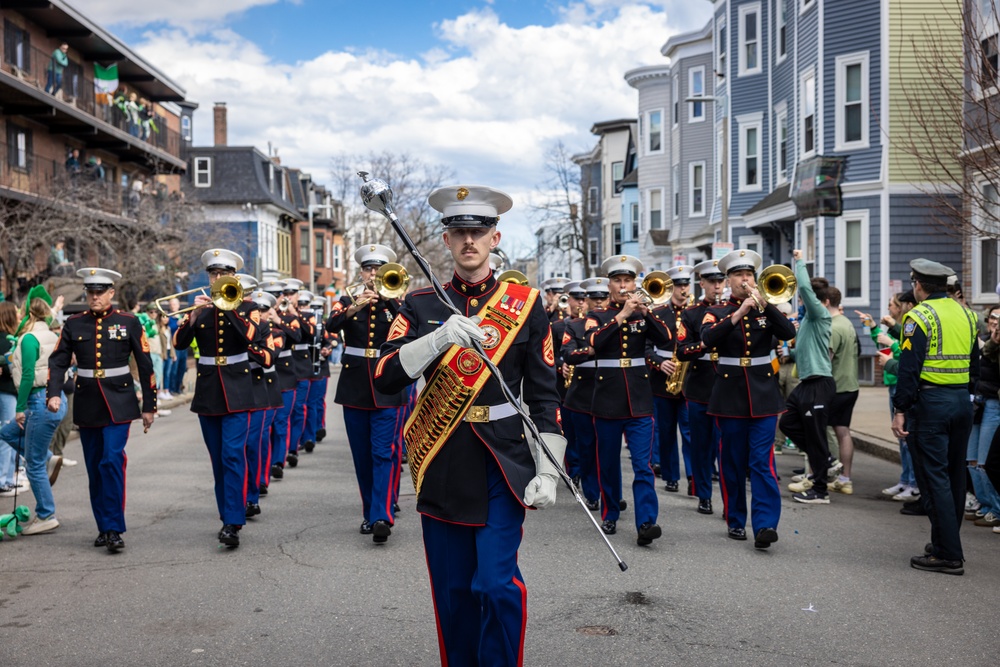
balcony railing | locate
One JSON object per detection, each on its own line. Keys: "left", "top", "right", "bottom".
{"left": 1, "top": 37, "right": 181, "bottom": 159}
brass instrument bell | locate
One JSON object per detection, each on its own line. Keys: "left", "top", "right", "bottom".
{"left": 497, "top": 269, "right": 530, "bottom": 286}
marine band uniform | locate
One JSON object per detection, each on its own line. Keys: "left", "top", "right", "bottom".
{"left": 260, "top": 279, "right": 303, "bottom": 480}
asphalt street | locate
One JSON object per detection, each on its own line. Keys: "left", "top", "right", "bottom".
{"left": 1, "top": 375, "right": 997, "bottom": 667}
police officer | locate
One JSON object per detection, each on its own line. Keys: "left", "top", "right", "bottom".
{"left": 326, "top": 244, "right": 408, "bottom": 542}
{"left": 173, "top": 249, "right": 272, "bottom": 548}
{"left": 676, "top": 259, "right": 727, "bottom": 515}
{"left": 374, "top": 184, "right": 563, "bottom": 666}
{"left": 47, "top": 268, "right": 156, "bottom": 551}
{"left": 260, "top": 280, "right": 303, "bottom": 480}
{"left": 587, "top": 254, "right": 673, "bottom": 545}
{"left": 648, "top": 265, "right": 694, "bottom": 494}
{"left": 892, "top": 259, "right": 978, "bottom": 575}
{"left": 700, "top": 250, "right": 796, "bottom": 549}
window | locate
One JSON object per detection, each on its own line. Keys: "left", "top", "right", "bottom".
{"left": 672, "top": 75, "right": 679, "bottom": 126}
{"left": 673, "top": 165, "right": 680, "bottom": 219}
{"left": 588, "top": 186, "right": 599, "bottom": 215}
{"left": 588, "top": 238, "right": 600, "bottom": 267}
{"left": 738, "top": 113, "right": 763, "bottom": 192}
{"left": 974, "top": 182, "right": 1000, "bottom": 302}
{"left": 630, "top": 203, "right": 639, "bottom": 239}
{"left": 801, "top": 69, "right": 816, "bottom": 156}
{"left": 775, "top": 104, "right": 789, "bottom": 183}
{"left": 181, "top": 116, "right": 192, "bottom": 141}
{"left": 649, "top": 189, "right": 663, "bottom": 230}
{"left": 268, "top": 162, "right": 275, "bottom": 192}
{"left": 193, "top": 157, "right": 212, "bottom": 187}
{"left": 803, "top": 220, "right": 816, "bottom": 277}
{"left": 983, "top": 34, "right": 999, "bottom": 90}
{"left": 716, "top": 126, "right": 725, "bottom": 197}
{"left": 281, "top": 171, "right": 287, "bottom": 200}
{"left": 611, "top": 223, "right": 622, "bottom": 255}
{"left": 611, "top": 161, "right": 624, "bottom": 193}
{"left": 647, "top": 110, "right": 663, "bottom": 153}
{"left": 835, "top": 52, "right": 870, "bottom": 150}
{"left": 689, "top": 67, "right": 705, "bottom": 122}
{"left": 835, "top": 210, "right": 870, "bottom": 305}
{"left": 801, "top": 0, "right": 815, "bottom": 12}
{"left": 315, "top": 233, "right": 325, "bottom": 267}
{"left": 717, "top": 19, "right": 727, "bottom": 76}
{"left": 690, "top": 162, "right": 705, "bottom": 216}
{"left": 739, "top": 4, "right": 761, "bottom": 76}
{"left": 743, "top": 234, "right": 763, "bottom": 256}
{"left": 6, "top": 125, "right": 31, "bottom": 171}
{"left": 300, "top": 231, "right": 310, "bottom": 264}
{"left": 3, "top": 21, "right": 30, "bottom": 72}
{"left": 776, "top": 0, "right": 788, "bottom": 63}
{"left": 334, "top": 243, "right": 343, "bottom": 271}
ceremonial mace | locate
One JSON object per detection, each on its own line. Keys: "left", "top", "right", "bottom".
{"left": 358, "top": 172, "right": 628, "bottom": 572}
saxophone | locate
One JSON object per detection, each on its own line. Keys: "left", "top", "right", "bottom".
{"left": 665, "top": 298, "right": 693, "bottom": 395}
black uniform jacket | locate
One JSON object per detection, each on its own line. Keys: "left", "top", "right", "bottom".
{"left": 292, "top": 311, "right": 316, "bottom": 381}
{"left": 647, "top": 301, "right": 687, "bottom": 400}
{"left": 48, "top": 308, "right": 156, "bottom": 427}
{"left": 585, "top": 302, "right": 673, "bottom": 418}
{"left": 700, "top": 298, "right": 796, "bottom": 418}
{"left": 561, "top": 316, "right": 595, "bottom": 414}
{"left": 315, "top": 326, "right": 333, "bottom": 379}
{"left": 173, "top": 302, "right": 272, "bottom": 415}
{"left": 551, "top": 317, "right": 569, "bottom": 401}
{"left": 374, "top": 272, "right": 561, "bottom": 525}
{"left": 250, "top": 319, "right": 284, "bottom": 409}
{"left": 273, "top": 312, "right": 301, "bottom": 392}
{"left": 676, "top": 299, "right": 720, "bottom": 404}
{"left": 326, "top": 295, "right": 407, "bottom": 409}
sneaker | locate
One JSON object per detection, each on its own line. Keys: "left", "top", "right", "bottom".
{"left": 974, "top": 512, "right": 1000, "bottom": 527}
{"left": 784, "top": 439, "right": 797, "bottom": 451}
{"left": 830, "top": 478, "right": 853, "bottom": 495}
{"left": 787, "top": 477, "right": 814, "bottom": 493}
{"left": 47, "top": 455, "right": 63, "bottom": 486}
{"left": 790, "top": 472, "right": 810, "bottom": 483}
{"left": 994, "top": 525, "right": 1000, "bottom": 534}
{"left": 793, "top": 489, "right": 830, "bottom": 504}
{"left": 910, "top": 554, "right": 963, "bottom": 575}
{"left": 893, "top": 486, "right": 920, "bottom": 502}
{"left": 22, "top": 515, "right": 60, "bottom": 535}
{"left": 0, "top": 484, "right": 16, "bottom": 497}
{"left": 773, "top": 444, "right": 783, "bottom": 455}
{"left": 966, "top": 509, "right": 986, "bottom": 521}
{"left": 882, "top": 483, "right": 907, "bottom": 497}
{"left": 826, "top": 459, "right": 844, "bottom": 482}
{"left": 62, "top": 458, "right": 78, "bottom": 467}
{"left": 965, "top": 492, "right": 981, "bottom": 513}
{"left": 157, "top": 409, "right": 172, "bottom": 417}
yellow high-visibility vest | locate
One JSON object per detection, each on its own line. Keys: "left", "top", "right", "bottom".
{"left": 902, "top": 297, "right": 977, "bottom": 385}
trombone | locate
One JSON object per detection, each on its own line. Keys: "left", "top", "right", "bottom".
{"left": 743, "top": 265, "right": 797, "bottom": 312}
{"left": 642, "top": 271, "right": 673, "bottom": 306}
{"left": 154, "top": 275, "right": 244, "bottom": 316}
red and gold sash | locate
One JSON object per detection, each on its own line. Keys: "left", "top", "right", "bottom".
{"left": 405, "top": 281, "right": 537, "bottom": 496}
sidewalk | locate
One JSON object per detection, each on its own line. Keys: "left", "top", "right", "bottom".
{"left": 843, "top": 385, "right": 900, "bottom": 464}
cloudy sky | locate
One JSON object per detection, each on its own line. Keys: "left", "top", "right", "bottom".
{"left": 81, "top": 0, "right": 711, "bottom": 240}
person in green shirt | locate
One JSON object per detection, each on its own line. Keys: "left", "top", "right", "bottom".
{"left": 827, "top": 287, "right": 860, "bottom": 494}
{"left": 45, "top": 43, "right": 69, "bottom": 97}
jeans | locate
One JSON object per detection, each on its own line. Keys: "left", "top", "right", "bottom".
{"left": 170, "top": 350, "right": 188, "bottom": 394}
{"left": 0, "top": 392, "right": 18, "bottom": 486}
{"left": 151, "top": 352, "right": 163, "bottom": 390}
{"left": 45, "top": 69, "right": 63, "bottom": 95}
{"left": 887, "top": 385, "right": 916, "bottom": 487}
{"left": 967, "top": 398, "right": 1000, "bottom": 515}
{"left": 0, "top": 391, "right": 67, "bottom": 518}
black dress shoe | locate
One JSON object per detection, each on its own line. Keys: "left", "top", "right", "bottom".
{"left": 219, "top": 524, "right": 241, "bottom": 547}
{"left": 924, "top": 542, "right": 934, "bottom": 556}
{"left": 401, "top": 453, "right": 409, "bottom": 465}
{"left": 245, "top": 502, "right": 261, "bottom": 518}
{"left": 636, "top": 522, "right": 662, "bottom": 546}
{"left": 910, "top": 554, "right": 963, "bottom": 575}
{"left": 259, "top": 484, "right": 268, "bottom": 496}
{"left": 303, "top": 440, "right": 315, "bottom": 453}
{"left": 601, "top": 520, "right": 617, "bottom": 535}
{"left": 697, "top": 498, "right": 713, "bottom": 515}
{"left": 372, "top": 520, "right": 392, "bottom": 544}
{"left": 393, "top": 503, "right": 401, "bottom": 514}
{"left": 585, "top": 499, "right": 600, "bottom": 511}
{"left": 687, "top": 476, "right": 695, "bottom": 496}
{"left": 727, "top": 527, "right": 747, "bottom": 541}
{"left": 286, "top": 452, "right": 298, "bottom": 468}
{"left": 94, "top": 532, "right": 108, "bottom": 548}
{"left": 360, "top": 520, "right": 373, "bottom": 535}
{"left": 619, "top": 499, "right": 627, "bottom": 510}
{"left": 270, "top": 463, "right": 284, "bottom": 479}
{"left": 652, "top": 463, "right": 661, "bottom": 476}
{"left": 754, "top": 527, "right": 779, "bottom": 550}
{"left": 900, "top": 500, "right": 927, "bottom": 516}
{"left": 316, "top": 428, "right": 326, "bottom": 442}
{"left": 665, "top": 481, "right": 679, "bottom": 493}
{"left": 105, "top": 530, "right": 125, "bottom": 552}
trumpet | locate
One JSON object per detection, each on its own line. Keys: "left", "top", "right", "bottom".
{"left": 278, "top": 297, "right": 291, "bottom": 313}
{"left": 619, "top": 287, "right": 655, "bottom": 306}
{"left": 558, "top": 294, "right": 570, "bottom": 310}
{"left": 642, "top": 271, "right": 674, "bottom": 305}
{"left": 347, "top": 263, "right": 411, "bottom": 306}
{"left": 497, "top": 269, "right": 529, "bottom": 285}
{"left": 154, "top": 276, "right": 243, "bottom": 316}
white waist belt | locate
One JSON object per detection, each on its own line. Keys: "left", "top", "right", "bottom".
{"left": 198, "top": 352, "right": 250, "bottom": 366}
{"left": 699, "top": 352, "right": 719, "bottom": 362}
{"left": 278, "top": 350, "right": 292, "bottom": 358}
{"left": 653, "top": 347, "right": 674, "bottom": 359}
{"left": 717, "top": 355, "right": 772, "bottom": 367}
{"left": 249, "top": 362, "right": 277, "bottom": 374}
{"left": 292, "top": 344, "right": 310, "bottom": 351}
{"left": 344, "top": 346, "right": 380, "bottom": 358}
{"left": 595, "top": 357, "right": 646, "bottom": 368}
{"left": 574, "top": 360, "right": 596, "bottom": 368}
{"left": 77, "top": 366, "right": 130, "bottom": 378}
{"left": 464, "top": 403, "right": 519, "bottom": 422}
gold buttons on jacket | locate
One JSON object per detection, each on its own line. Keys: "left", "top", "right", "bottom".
{"left": 96, "top": 343, "right": 102, "bottom": 349}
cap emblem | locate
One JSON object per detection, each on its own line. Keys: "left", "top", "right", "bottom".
{"left": 457, "top": 187, "right": 469, "bottom": 201}
{"left": 90, "top": 269, "right": 96, "bottom": 275}
{"left": 213, "top": 250, "right": 220, "bottom": 256}
{"left": 370, "top": 245, "right": 376, "bottom": 252}
{"left": 739, "top": 251, "right": 745, "bottom": 257}
{"left": 620, "top": 256, "right": 627, "bottom": 262}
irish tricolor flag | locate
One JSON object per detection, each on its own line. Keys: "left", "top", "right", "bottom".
{"left": 94, "top": 63, "right": 118, "bottom": 103}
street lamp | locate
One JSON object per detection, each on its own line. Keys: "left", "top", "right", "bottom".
{"left": 308, "top": 203, "right": 335, "bottom": 294}
{"left": 686, "top": 94, "right": 729, "bottom": 244}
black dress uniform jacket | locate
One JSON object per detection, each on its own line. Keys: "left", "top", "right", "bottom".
{"left": 374, "top": 272, "right": 561, "bottom": 525}
{"left": 326, "top": 295, "right": 407, "bottom": 409}
{"left": 292, "top": 312, "right": 315, "bottom": 380}
{"left": 48, "top": 309, "right": 156, "bottom": 427}
{"left": 646, "top": 301, "right": 687, "bottom": 400}
{"left": 676, "top": 299, "right": 719, "bottom": 404}
{"left": 250, "top": 319, "right": 283, "bottom": 409}
{"left": 173, "top": 302, "right": 271, "bottom": 415}
{"left": 273, "top": 313, "right": 301, "bottom": 392}
{"left": 700, "top": 299, "right": 796, "bottom": 417}
{"left": 585, "top": 302, "right": 673, "bottom": 418}
{"left": 561, "top": 317, "right": 595, "bottom": 414}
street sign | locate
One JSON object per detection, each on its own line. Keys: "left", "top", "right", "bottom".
{"left": 712, "top": 242, "right": 734, "bottom": 259}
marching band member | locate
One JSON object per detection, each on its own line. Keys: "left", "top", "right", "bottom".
{"left": 555, "top": 281, "right": 586, "bottom": 485}
{"left": 245, "top": 289, "right": 282, "bottom": 517}
{"left": 541, "top": 277, "right": 570, "bottom": 324}
{"left": 46, "top": 268, "right": 156, "bottom": 551}
{"left": 326, "top": 245, "right": 408, "bottom": 542}
{"left": 288, "top": 289, "right": 317, "bottom": 462}
{"left": 173, "top": 249, "right": 272, "bottom": 548}
{"left": 374, "top": 184, "right": 563, "bottom": 666}
{"left": 278, "top": 278, "right": 310, "bottom": 470}
{"left": 259, "top": 280, "right": 302, "bottom": 481}
{"left": 587, "top": 254, "right": 673, "bottom": 545}
{"left": 700, "top": 250, "right": 796, "bottom": 549}
{"left": 307, "top": 296, "right": 332, "bottom": 450}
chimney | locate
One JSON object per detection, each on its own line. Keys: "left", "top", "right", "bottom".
{"left": 213, "top": 102, "right": 227, "bottom": 146}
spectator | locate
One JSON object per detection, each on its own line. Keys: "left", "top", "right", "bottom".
{"left": 167, "top": 297, "right": 187, "bottom": 395}
{"left": 0, "top": 301, "right": 21, "bottom": 496}
{"left": 159, "top": 309, "right": 175, "bottom": 401}
{"left": 827, "top": 286, "right": 860, "bottom": 494}
{"left": 125, "top": 92, "right": 141, "bottom": 137}
{"left": 65, "top": 149, "right": 81, "bottom": 176}
{"left": 87, "top": 156, "right": 105, "bottom": 182}
{"left": 45, "top": 43, "right": 69, "bottom": 98}
{"left": 967, "top": 306, "right": 1000, "bottom": 528}
{"left": 128, "top": 179, "right": 143, "bottom": 217}
{"left": 774, "top": 301, "right": 799, "bottom": 454}
{"left": 139, "top": 99, "right": 155, "bottom": 141}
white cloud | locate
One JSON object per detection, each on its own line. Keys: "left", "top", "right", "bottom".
{"left": 129, "top": 2, "right": 711, "bottom": 240}
{"left": 75, "top": 0, "right": 287, "bottom": 28}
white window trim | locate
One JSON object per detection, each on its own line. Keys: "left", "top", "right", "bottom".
{"left": 737, "top": 112, "right": 764, "bottom": 193}
{"left": 588, "top": 186, "right": 599, "bottom": 216}
{"left": 774, "top": 102, "right": 789, "bottom": 184}
{"left": 646, "top": 109, "right": 665, "bottom": 154}
{"left": 688, "top": 67, "right": 706, "bottom": 123}
{"left": 648, "top": 188, "right": 664, "bottom": 230}
{"left": 975, "top": 31, "right": 1000, "bottom": 100}
{"left": 194, "top": 157, "right": 212, "bottom": 188}
{"left": 716, "top": 125, "right": 724, "bottom": 198}
{"left": 611, "top": 161, "right": 624, "bottom": 197}
{"left": 672, "top": 165, "right": 680, "bottom": 219}
{"left": 588, "top": 238, "right": 600, "bottom": 268}
{"left": 742, "top": 234, "right": 764, "bottom": 255}
{"left": 834, "top": 51, "right": 871, "bottom": 152}
{"left": 835, "top": 209, "right": 871, "bottom": 307}
{"left": 738, "top": 3, "right": 762, "bottom": 77}
{"left": 672, "top": 75, "right": 679, "bottom": 127}
{"left": 802, "top": 219, "right": 817, "bottom": 273}
{"left": 716, "top": 16, "right": 728, "bottom": 79}
{"left": 775, "top": 0, "right": 788, "bottom": 66}
{"left": 800, "top": 67, "right": 817, "bottom": 159}
{"left": 972, "top": 178, "right": 1000, "bottom": 304}
{"left": 800, "top": 0, "right": 816, "bottom": 15}
{"left": 689, "top": 161, "right": 706, "bottom": 217}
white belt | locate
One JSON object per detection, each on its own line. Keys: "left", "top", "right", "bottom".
{"left": 249, "top": 362, "right": 277, "bottom": 374}
{"left": 699, "top": 352, "right": 719, "bottom": 362}
{"left": 464, "top": 403, "right": 519, "bottom": 422}
{"left": 292, "top": 344, "right": 310, "bottom": 351}
{"left": 77, "top": 366, "right": 130, "bottom": 379}
{"left": 575, "top": 360, "right": 595, "bottom": 368}
{"left": 653, "top": 346, "right": 674, "bottom": 359}
{"left": 717, "top": 355, "right": 772, "bottom": 367}
{"left": 278, "top": 350, "right": 292, "bottom": 358}
{"left": 595, "top": 357, "right": 646, "bottom": 368}
{"left": 198, "top": 352, "right": 250, "bottom": 366}
{"left": 344, "top": 346, "right": 380, "bottom": 358}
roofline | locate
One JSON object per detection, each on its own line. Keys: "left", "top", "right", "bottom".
{"left": 571, "top": 144, "right": 600, "bottom": 165}
{"left": 661, "top": 20, "right": 714, "bottom": 58}
{"left": 625, "top": 64, "right": 672, "bottom": 88}
{"left": 590, "top": 118, "right": 636, "bottom": 136}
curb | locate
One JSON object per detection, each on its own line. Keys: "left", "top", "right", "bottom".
{"left": 850, "top": 431, "right": 901, "bottom": 465}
